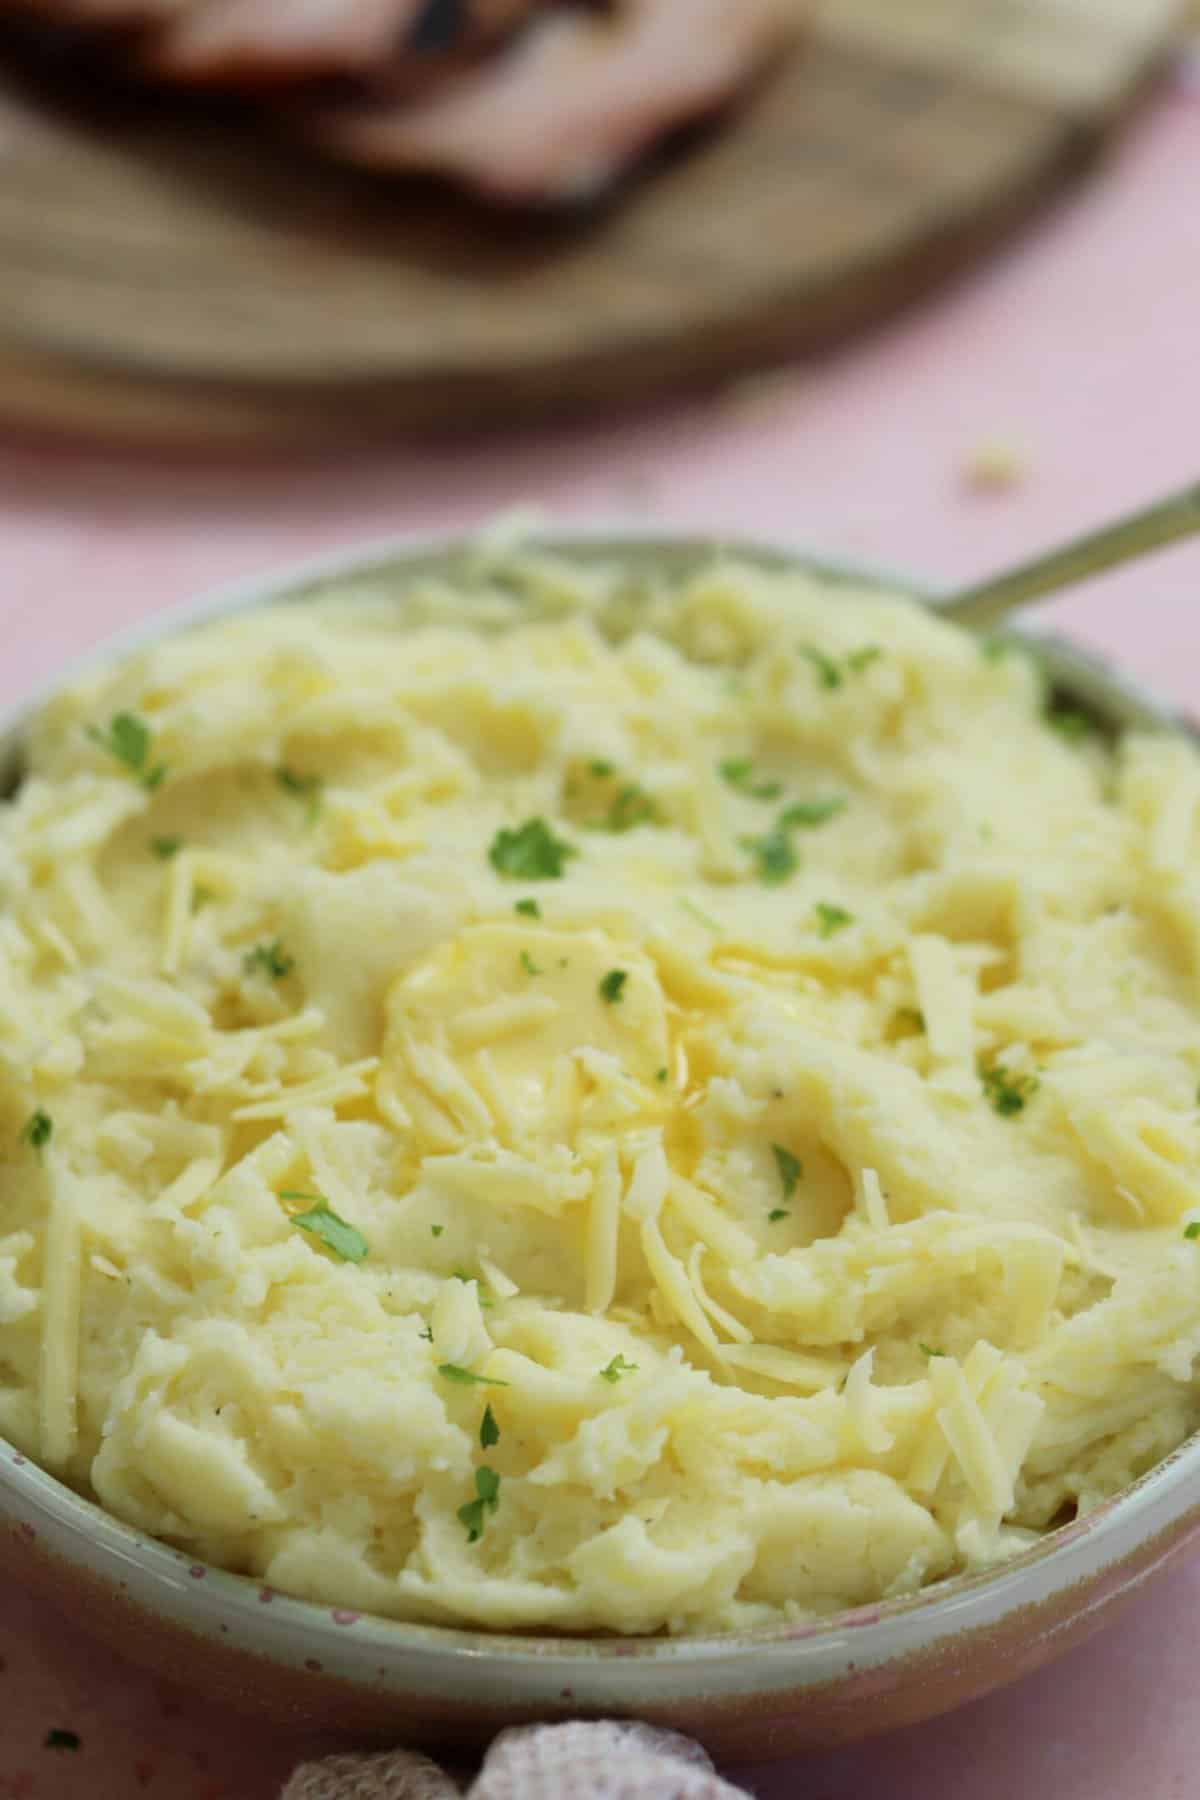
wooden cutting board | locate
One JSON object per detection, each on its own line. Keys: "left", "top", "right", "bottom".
{"left": 0, "top": 0, "right": 1185, "bottom": 447}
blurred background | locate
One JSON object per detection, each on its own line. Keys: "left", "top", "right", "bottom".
{"left": 0, "top": 3, "right": 1199, "bottom": 1797}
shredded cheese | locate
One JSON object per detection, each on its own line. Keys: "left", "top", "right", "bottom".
{"left": 4, "top": 546, "right": 1200, "bottom": 1639}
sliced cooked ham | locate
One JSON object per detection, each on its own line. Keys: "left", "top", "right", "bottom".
{"left": 315, "top": 0, "right": 804, "bottom": 203}
{"left": 147, "top": 0, "right": 543, "bottom": 87}
{"left": 146, "top": 0, "right": 428, "bottom": 82}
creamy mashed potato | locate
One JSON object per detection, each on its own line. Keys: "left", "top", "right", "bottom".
{"left": 3, "top": 548, "right": 1200, "bottom": 1637}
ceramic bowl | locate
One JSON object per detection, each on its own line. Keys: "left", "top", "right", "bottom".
{"left": 3, "top": 533, "right": 1199, "bottom": 1762}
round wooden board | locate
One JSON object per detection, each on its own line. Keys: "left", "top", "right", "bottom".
{"left": 0, "top": 0, "right": 1186, "bottom": 446}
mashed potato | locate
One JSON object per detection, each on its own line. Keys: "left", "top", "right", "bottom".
{"left": 3, "top": 547, "right": 1200, "bottom": 1636}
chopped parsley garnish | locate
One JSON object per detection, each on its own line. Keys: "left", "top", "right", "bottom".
{"left": 895, "top": 1007, "right": 926, "bottom": 1035}
{"left": 457, "top": 1466, "right": 501, "bottom": 1543}
{"left": 779, "top": 798, "right": 847, "bottom": 830}
{"left": 1185, "top": 1222, "right": 1200, "bottom": 1241}
{"left": 588, "top": 759, "right": 615, "bottom": 778}
{"left": 598, "top": 969, "right": 628, "bottom": 1005}
{"left": 742, "top": 796, "right": 846, "bottom": 886}
{"left": 151, "top": 835, "right": 183, "bottom": 860}
{"left": 514, "top": 898, "right": 541, "bottom": 919}
{"left": 919, "top": 1343, "right": 945, "bottom": 1358}
{"left": 44, "top": 1730, "right": 81, "bottom": 1752}
{"left": 599, "top": 1354, "right": 639, "bottom": 1384}
{"left": 847, "top": 645, "right": 883, "bottom": 674}
{"left": 979, "top": 1059, "right": 1039, "bottom": 1117}
{"left": 489, "top": 818, "right": 576, "bottom": 881}
{"left": 418, "top": 1325, "right": 433, "bottom": 1342}
{"left": 276, "top": 766, "right": 324, "bottom": 822}
{"left": 719, "top": 758, "right": 783, "bottom": 801}
{"left": 814, "top": 902, "right": 854, "bottom": 938}
{"left": 1046, "top": 708, "right": 1094, "bottom": 744}
{"left": 480, "top": 1404, "right": 500, "bottom": 1449}
{"left": 520, "top": 950, "right": 542, "bottom": 977}
{"left": 438, "top": 1364, "right": 510, "bottom": 1388}
{"left": 768, "top": 1209, "right": 790, "bottom": 1223}
{"left": 87, "top": 712, "right": 167, "bottom": 790}
{"left": 191, "top": 885, "right": 216, "bottom": 913}
{"left": 772, "top": 1144, "right": 802, "bottom": 1200}
{"left": 431, "top": 1224, "right": 444, "bottom": 1238}
{"left": 655, "top": 1067, "right": 669, "bottom": 1083}
{"left": 287, "top": 1199, "right": 368, "bottom": 1263}
{"left": 800, "top": 646, "right": 843, "bottom": 691}
{"left": 20, "top": 1109, "right": 52, "bottom": 1156}
{"left": 590, "top": 783, "right": 656, "bottom": 834}
{"left": 743, "top": 826, "right": 797, "bottom": 886}
{"left": 243, "top": 939, "right": 294, "bottom": 980}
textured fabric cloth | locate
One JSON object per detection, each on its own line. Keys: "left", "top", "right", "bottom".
{"left": 282, "top": 1723, "right": 754, "bottom": 1799}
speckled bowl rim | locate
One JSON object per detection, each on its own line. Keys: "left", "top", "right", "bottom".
{"left": 3, "top": 525, "right": 1198, "bottom": 1682}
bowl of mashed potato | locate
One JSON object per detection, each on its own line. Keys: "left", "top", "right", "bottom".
{"left": 3, "top": 531, "right": 1200, "bottom": 1756}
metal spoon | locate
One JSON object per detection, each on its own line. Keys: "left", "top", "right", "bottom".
{"left": 944, "top": 479, "right": 1200, "bottom": 632}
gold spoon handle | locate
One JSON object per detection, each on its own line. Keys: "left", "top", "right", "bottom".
{"left": 944, "top": 480, "right": 1200, "bottom": 632}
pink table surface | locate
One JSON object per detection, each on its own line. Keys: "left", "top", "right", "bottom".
{"left": 2, "top": 59, "right": 1200, "bottom": 1800}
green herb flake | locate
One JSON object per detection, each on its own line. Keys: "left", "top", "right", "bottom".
{"left": 919, "top": 1343, "right": 945, "bottom": 1358}
{"left": 44, "top": 1730, "right": 81, "bottom": 1753}
{"left": 418, "top": 1325, "right": 433, "bottom": 1342}
{"left": 588, "top": 759, "right": 615, "bottom": 778}
{"left": 800, "top": 646, "right": 843, "bottom": 692}
{"left": 895, "top": 1007, "right": 926, "bottom": 1036}
{"left": 480, "top": 1404, "right": 501, "bottom": 1450}
{"left": 743, "top": 827, "right": 798, "bottom": 887}
{"left": 815, "top": 902, "right": 854, "bottom": 939}
{"left": 1185, "top": 1222, "right": 1200, "bottom": 1241}
{"left": 438, "top": 1364, "right": 510, "bottom": 1388}
{"left": 290, "top": 1200, "right": 369, "bottom": 1264}
{"left": 243, "top": 938, "right": 294, "bottom": 981}
{"left": 655, "top": 1067, "right": 669, "bottom": 1083}
{"left": 772, "top": 1144, "right": 802, "bottom": 1200}
{"left": 514, "top": 898, "right": 541, "bottom": 919}
{"left": 431, "top": 1224, "right": 444, "bottom": 1238}
{"left": 151, "top": 835, "right": 184, "bottom": 860}
{"left": 767, "top": 1208, "right": 790, "bottom": 1224}
{"left": 599, "top": 969, "right": 628, "bottom": 1005}
{"left": 276, "top": 766, "right": 324, "bottom": 822}
{"left": 520, "top": 950, "right": 542, "bottom": 977}
{"left": 191, "top": 885, "right": 216, "bottom": 913}
{"left": 779, "top": 798, "right": 847, "bottom": 830}
{"left": 979, "top": 1059, "right": 1039, "bottom": 1118}
{"left": 457, "top": 1466, "right": 501, "bottom": 1543}
{"left": 87, "top": 712, "right": 167, "bottom": 790}
{"left": 489, "top": 818, "right": 576, "bottom": 881}
{"left": 719, "top": 758, "right": 783, "bottom": 801}
{"left": 20, "top": 1109, "right": 53, "bottom": 1156}
{"left": 593, "top": 784, "right": 656, "bottom": 834}
{"left": 599, "top": 1354, "right": 639, "bottom": 1384}
{"left": 1047, "top": 708, "right": 1094, "bottom": 744}
{"left": 847, "top": 645, "right": 883, "bottom": 674}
